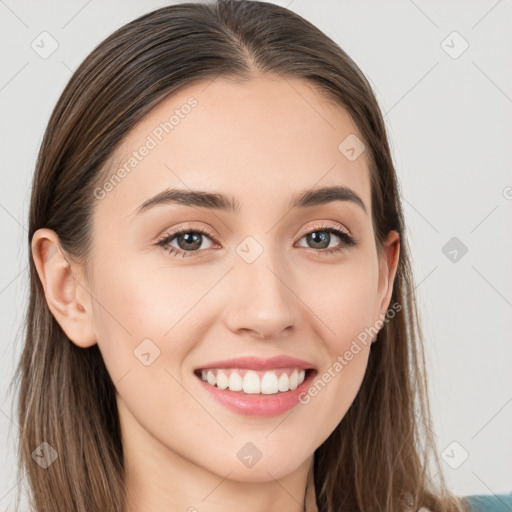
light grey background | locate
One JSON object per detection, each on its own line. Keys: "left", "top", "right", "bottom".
{"left": 1, "top": 0, "right": 511, "bottom": 509}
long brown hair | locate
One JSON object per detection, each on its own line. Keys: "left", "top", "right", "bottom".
{"left": 12, "top": 1, "right": 469, "bottom": 511}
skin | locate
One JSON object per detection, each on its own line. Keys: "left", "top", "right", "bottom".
{"left": 32, "top": 74, "right": 400, "bottom": 512}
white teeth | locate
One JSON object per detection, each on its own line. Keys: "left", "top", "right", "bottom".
{"left": 199, "top": 368, "right": 309, "bottom": 395}
{"left": 261, "top": 372, "right": 279, "bottom": 394}
{"left": 228, "top": 372, "right": 243, "bottom": 391}
{"left": 216, "top": 371, "right": 229, "bottom": 390}
{"left": 243, "top": 371, "right": 261, "bottom": 394}
{"left": 206, "top": 370, "right": 216, "bottom": 386}
{"left": 289, "top": 369, "right": 299, "bottom": 390}
{"left": 278, "top": 372, "right": 289, "bottom": 392}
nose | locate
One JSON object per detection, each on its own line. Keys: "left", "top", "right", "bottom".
{"left": 222, "top": 244, "right": 297, "bottom": 340}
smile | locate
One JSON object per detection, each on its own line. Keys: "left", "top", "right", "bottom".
{"left": 194, "top": 368, "right": 318, "bottom": 417}
{"left": 196, "top": 367, "right": 308, "bottom": 394}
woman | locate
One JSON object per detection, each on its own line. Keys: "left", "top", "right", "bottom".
{"left": 12, "top": 1, "right": 505, "bottom": 511}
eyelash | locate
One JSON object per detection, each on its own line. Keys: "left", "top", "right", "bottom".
{"left": 155, "top": 222, "right": 357, "bottom": 258}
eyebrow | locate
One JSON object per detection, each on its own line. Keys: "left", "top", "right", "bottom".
{"left": 135, "top": 185, "right": 367, "bottom": 216}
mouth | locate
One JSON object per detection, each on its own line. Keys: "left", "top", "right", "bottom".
{"left": 193, "top": 367, "right": 317, "bottom": 395}
{"left": 193, "top": 363, "right": 318, "bottom": 417}
{"left": 192, "top": 355, "right": 318, "bottom": 416}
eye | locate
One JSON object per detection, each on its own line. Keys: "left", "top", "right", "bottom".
{"left": 295, "top": 222, "right": 357, "bottom": 255}
{"left": 156, "top": 226, "right": 218, "bottom": 258}
{"left": 155, "top": 222, "right": 357, "bottom": 258}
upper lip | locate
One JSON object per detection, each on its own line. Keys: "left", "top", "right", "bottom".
{"left": 195, "top": 355, "right": 316, "bottom": 371}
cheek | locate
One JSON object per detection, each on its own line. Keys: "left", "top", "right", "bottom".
{"left": 303, "top": 257, "right": 379, "bottom": 349}
{"left": 88, "top": 251, "right": 230, "bottom": 391}
{"left": 292, "top": 260, "right": 377, "bottom": 434}
{"left": 297, "top": 308, "right": 374, "bottom": 450}
{"left": 329, "top": 284, "right": 377, "bottom": 351}
{"left": 88, "top": 255, "right": 209, "bottom": 449}
{"left": 91, "top": 251, "right": 210, "bottom": 341}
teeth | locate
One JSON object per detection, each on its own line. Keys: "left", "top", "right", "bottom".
{"left": 289, "top": 369, "right": 299, "bottom": 390}
{"left": 216, "top": 371, "right": 229, "bottom": 390}
{"left": 199, "top": 368, "right": 307, "bottom": 395}
{"left": 228, "top": 372, "right": 243, "bottom": 391}
{"left": 261, "top": 372, "right": 279, "bottom": 394}
{"left": 278, "top": 372, "right": 289, "bottom": 392}
{"left": 243, "top": 371, "right": 260, "bottom": 394}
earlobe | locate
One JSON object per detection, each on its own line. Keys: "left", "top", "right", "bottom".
{"left": 31, "top": 228, "right": 97, "bottom": 348}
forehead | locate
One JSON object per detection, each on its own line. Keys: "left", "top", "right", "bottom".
{"left": 95, "top": 75, "right": 371, "bottom": 221}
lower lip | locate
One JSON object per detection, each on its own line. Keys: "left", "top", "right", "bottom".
{"left": 195, "top": 370, "right": 317, "bottom": 417}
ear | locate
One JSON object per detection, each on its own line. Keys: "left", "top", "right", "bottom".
{"left": 31, "top": 228, "right": 97, "bottom": 348}
{"left": 373, "top": 230, "right": 400, "bottom": 341}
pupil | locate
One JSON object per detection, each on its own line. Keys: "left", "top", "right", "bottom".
{"left": 308, "top": 231, "right": 329, "bottom": 249}
{"left": 179, "top": 232, "right": 202, "bottom": 250}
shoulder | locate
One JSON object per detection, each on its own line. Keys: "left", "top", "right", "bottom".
{"left": 462, "top": 492, "right": 512, "bottom": 512}
{"left": 413, "top": 492, "right": 512, "bottom": 512}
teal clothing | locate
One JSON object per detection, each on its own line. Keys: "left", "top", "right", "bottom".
{"left": 463, "top": 492, "right": 512, "bottom": 512}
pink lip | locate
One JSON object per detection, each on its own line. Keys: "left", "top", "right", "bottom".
{"left": 195, "top": 355, "right": 316, "bottom": 371}
{"left": 195, "top": 368, "right": 317, "bottom": 417}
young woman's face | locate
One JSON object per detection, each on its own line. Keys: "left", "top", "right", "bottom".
{"left": 77, "top": 76, "right": 398, "bottom": 485}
